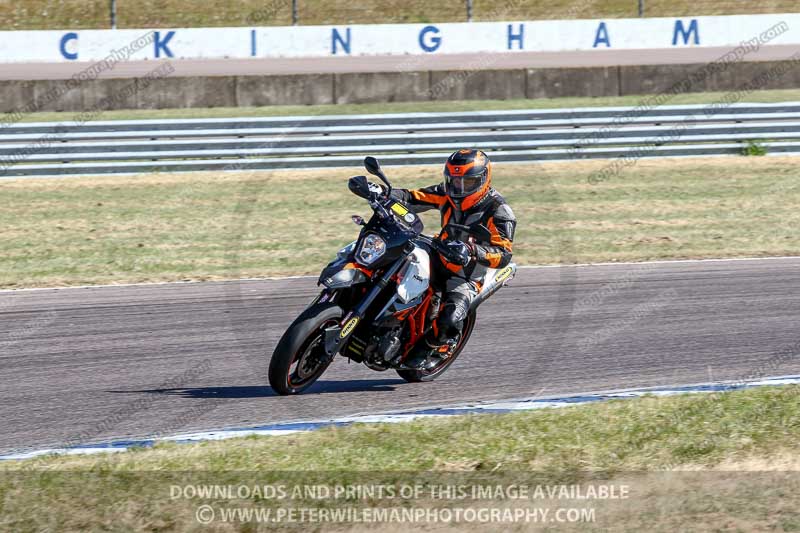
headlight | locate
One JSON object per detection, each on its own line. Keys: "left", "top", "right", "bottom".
{"left": 356, "top": 233, "right": 386, "bottom": 265}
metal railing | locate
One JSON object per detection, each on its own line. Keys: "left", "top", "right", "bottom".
{"left": 2, "top": 103, "right": 799, "bottom": 178}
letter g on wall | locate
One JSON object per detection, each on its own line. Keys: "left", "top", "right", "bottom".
{"left": 419, "top": 25, "right": 442, "bottom": 53}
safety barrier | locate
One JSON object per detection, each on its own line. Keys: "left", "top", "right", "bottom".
{"left": 2, "top": 102, "right": 799, "bottom": 177}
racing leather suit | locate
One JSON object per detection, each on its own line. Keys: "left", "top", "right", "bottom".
{"left": 391, "top": 184, "right": 516, "bottom": 344}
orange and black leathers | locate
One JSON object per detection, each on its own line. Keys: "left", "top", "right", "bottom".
{"left": 391, "top": 184, "right": 516, "bottom": 345}
{"left": 391, "top": 183, "right": 515, "bottom": 279}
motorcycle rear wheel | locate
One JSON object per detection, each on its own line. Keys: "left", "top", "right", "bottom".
{"left": 396, "top": 310, "right": 476, "bottom": 383}
{"left": 269, "top": 303, "right": 343, "bottom": 395}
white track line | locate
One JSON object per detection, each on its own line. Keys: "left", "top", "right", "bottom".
{"left": 1, "top": 255, "right": 798, "bottom": 293}
{"left": 3, "top": 373, "right": 798, "bottom": 461}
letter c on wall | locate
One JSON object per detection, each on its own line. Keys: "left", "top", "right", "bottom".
{"left": 60, "top": 32, "right": 78, "bottom": 60}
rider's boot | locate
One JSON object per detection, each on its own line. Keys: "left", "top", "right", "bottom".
{"left": 402, "top": 335, "right": 459, "bottom": 371}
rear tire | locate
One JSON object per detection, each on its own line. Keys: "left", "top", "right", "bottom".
{"left": 396, "top": 310, "right": 476, "bottom": 383}
{"left": 269, "top": 303, "right": 343, "bottom": 395}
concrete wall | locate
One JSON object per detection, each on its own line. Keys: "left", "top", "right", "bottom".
{"left": 335, "top": 71, "right": 429, "bottom": 104}
{"left": 1, "top": 59, "right": 799, "bottom": 114}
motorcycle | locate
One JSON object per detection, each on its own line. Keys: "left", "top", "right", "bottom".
{"left": 268, "top": 156, "right": 517, "bottom": 395}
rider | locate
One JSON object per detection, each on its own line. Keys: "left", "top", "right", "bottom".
{"left": 389, "top": 149, "right": 516, "bottom": 370}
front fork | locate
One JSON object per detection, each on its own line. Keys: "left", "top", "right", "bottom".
{"left": 322, "top": 258, "right": 406, "bottom": 357}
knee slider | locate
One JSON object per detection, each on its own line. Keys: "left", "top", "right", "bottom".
{"left": 439, "top": 294, "right": 470, "bottom": 329}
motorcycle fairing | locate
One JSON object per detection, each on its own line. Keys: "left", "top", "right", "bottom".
{"left": 395, "top": 245, "right": 431, "bottom": 303}
{"left": 319, "top": 241, "right": 371, "bottom": 288}
{"left": 320, "top": 263, "right": 369, "bottom": 289}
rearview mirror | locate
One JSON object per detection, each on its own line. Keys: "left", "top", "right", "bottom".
{"left": 364, "top": 156, "right": 381, "bottom": 176}
{"left": 364, "top": 156, "right": 392, "bottom": 195}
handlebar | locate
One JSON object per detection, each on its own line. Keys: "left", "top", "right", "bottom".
{"left": 368, "top": 196, "right": 391, "bottom": 220}
{"left": 416, "top": 234, "right": 462, "bottom": 264}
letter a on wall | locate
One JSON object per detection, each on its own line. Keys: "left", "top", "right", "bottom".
{"left": 593, "top": 22, "right": 610, "bottom": 48}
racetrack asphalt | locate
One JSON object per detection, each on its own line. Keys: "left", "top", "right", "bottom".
{"left": 2, "top": 257, "right": 800, "bottom": 455}
{"left": 0, "top": 45, "right": 797, "bottom": 80}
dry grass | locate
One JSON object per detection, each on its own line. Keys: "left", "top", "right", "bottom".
{"left": 1, "top": 0, "right": 798, "bottom": 29}
{"left": 2, "top": 386, "right": 800, "bottom": 531}
{"left": 689, "top": 453, "right": 800, "bottom": 471}
{"left": 3, "top": 156, "right": 800, "bottom": 288}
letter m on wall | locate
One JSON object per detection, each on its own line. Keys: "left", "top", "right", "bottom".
{"left": 673, "top": 19, "right": 699, "bottom": 46}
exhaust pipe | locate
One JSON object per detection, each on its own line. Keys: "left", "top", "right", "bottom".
{"left": 470, "top": 263, "right": 517, "bottom": 312}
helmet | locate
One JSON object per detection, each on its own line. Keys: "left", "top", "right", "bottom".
{"left": 443, "top": 149, "right": 492, "bottom": 209}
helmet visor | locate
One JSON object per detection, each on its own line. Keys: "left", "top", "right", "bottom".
{"left": 445, "top": 169, "right": 486, "bottom": 198}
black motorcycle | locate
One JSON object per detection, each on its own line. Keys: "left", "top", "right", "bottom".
{"left": 268, "top": 157, "right": 516, "bottom": 395}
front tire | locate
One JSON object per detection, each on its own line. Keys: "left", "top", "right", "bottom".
{"left": 269, "top": 303, "right": 343, "bottom": 395}
{"left": 396, "top": 310, "right": 476, "bottom": 383}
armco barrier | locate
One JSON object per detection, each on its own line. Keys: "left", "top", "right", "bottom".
{"left": 2, "top": 103, "right": 800, "bottom": 178}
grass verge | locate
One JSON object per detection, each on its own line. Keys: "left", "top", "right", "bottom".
{"left": 2, "top": 156, "right": 800, "bottom": 289}
{"left": 3, "top": 0, "right": 799, "bottom": 30}
{"left": 5, "top": 89, "right": 800, "bottom": 124}
{"left": 2, "top": 386, "right": 799, "bottom": 531}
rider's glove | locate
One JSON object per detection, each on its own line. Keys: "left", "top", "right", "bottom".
{"left": 445, "top": 241, "right": 473, "bottom": 267}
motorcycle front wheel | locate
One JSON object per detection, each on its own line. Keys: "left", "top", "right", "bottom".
{"left": 396, "top": 310, "right": 476, "bottom": 383}
{"left": 268, "top": 302, "right": 343, "bottom": 395}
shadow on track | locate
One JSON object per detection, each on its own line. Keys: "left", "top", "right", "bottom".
{"left": 106, "top": 378, "right": 405, "bottom": 398}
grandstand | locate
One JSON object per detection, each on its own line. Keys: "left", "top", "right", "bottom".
{"left": 2, "top": 0, "right": 799, "bottom": 30}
